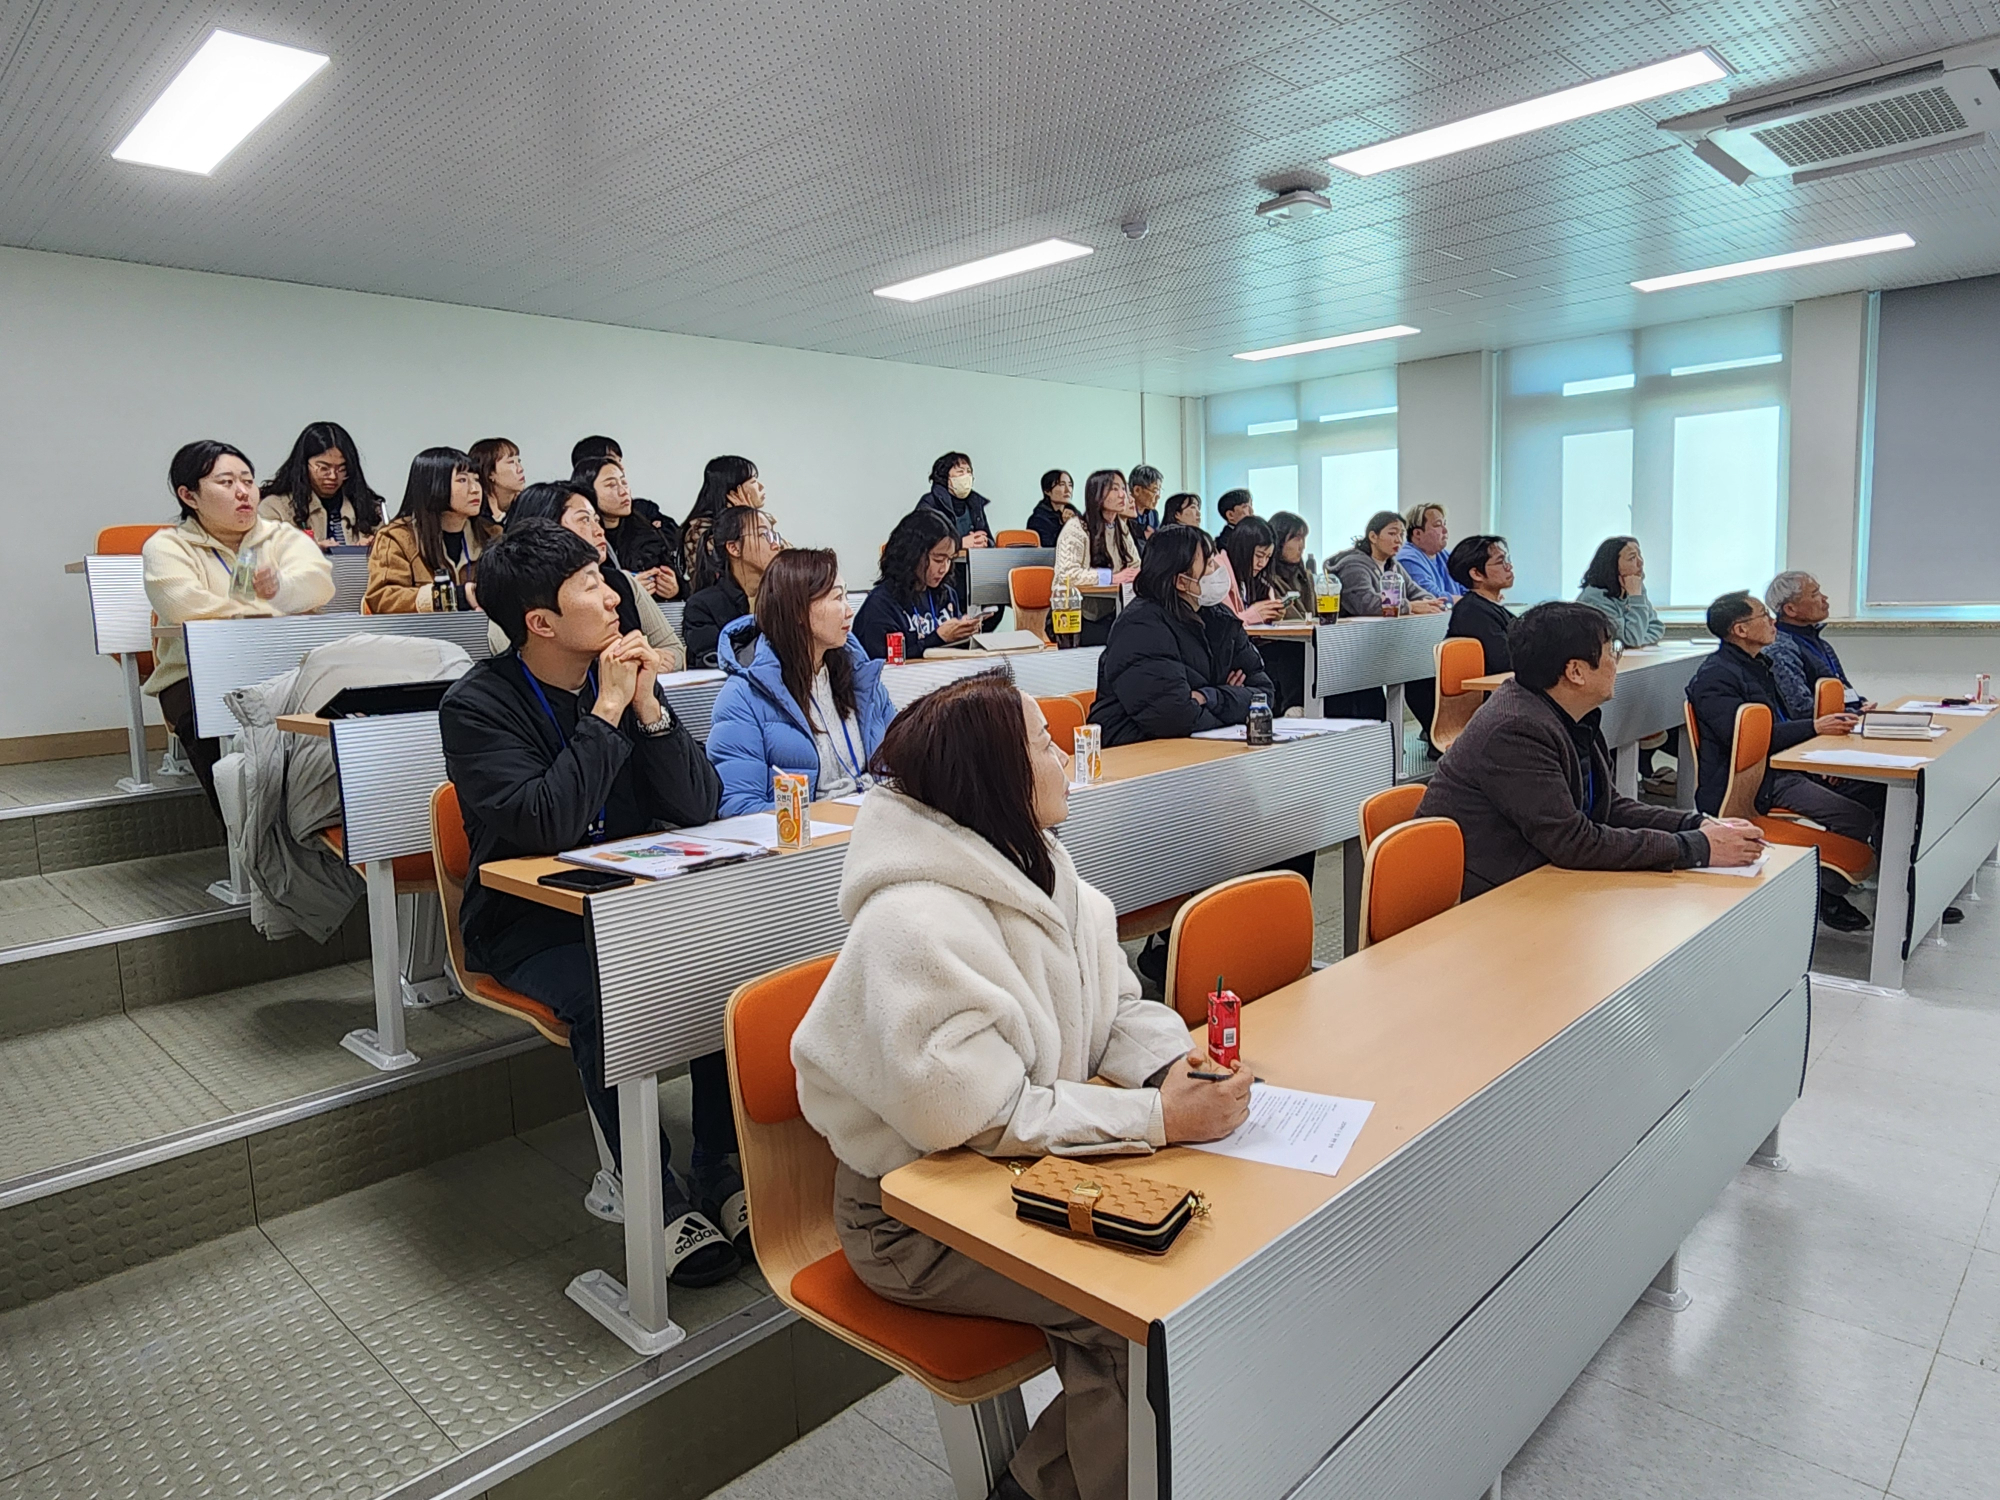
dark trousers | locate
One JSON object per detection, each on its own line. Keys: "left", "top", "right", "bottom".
{"left": 499, "top": 943, "right": 737, "bottom": 1206}
{"left": 1255, "top": 639, "right": 1305, "bottom": 716}
{"left": 157, "top": 677, "right": 224, "bottom": 819}
{"left": 1323, "top": 687, "right": 1387, "bottom": 721}
{"left": 1761, "top": 772, "right": 1886, "bottom": 891}
{"left": 1405, "top": 679, "right": 1437, "bottom": 748}
{"left": 1071, "top": 612, "right": 1114, "bottom": 648}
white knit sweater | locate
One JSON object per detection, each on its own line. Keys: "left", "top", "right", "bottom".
{"left": 791, "top": 787, "right": 1193, "bottom": 1178}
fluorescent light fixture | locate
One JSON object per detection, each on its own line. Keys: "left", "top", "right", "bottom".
{"left": 1248, "top": 419, "right": 1300, "bottom": 435}
{"left": 1320, "top": 405, "right": 1399, "bottom": 423}
{"left": 1670, "top": 353, "right": 1783, "bottom": 376}
{"left": 1235, "top": 324, "right": 1420, "bottom": 363}
{"left": 873, "top": 238, "right": 1093, "bottom": 302}
{"left": 1329, "top": 50, "right": 1727, "bottom": 176}
{"left": 113, "top": 30, "right": 328, "bottom": 175}
{"left": 1563, "top": 373, "right": 1636, "bottom": 396}
{"left": 1632, "top": 233, "right": 1915, "bottom": 292}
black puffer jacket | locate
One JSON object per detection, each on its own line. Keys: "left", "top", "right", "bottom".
{"left": 1685, "top": 641, "right": 1815, "bottom": 816}
{"left": 1089, "top": 596, "right": 1274, "bottom": 746}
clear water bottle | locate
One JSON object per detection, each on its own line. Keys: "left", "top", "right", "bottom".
{"left": 227, "top": 544, "right": 260, "bottom": 603}
{"left": 1381, "top": 567, "right": 1403, "bottom": 616}
{"left": 1246, "top": 690, "right": 1275, "bottom": 746}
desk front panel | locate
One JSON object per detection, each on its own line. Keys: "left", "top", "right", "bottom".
{"left": 84, "top": 555, "right": 152, "bottom": 655}
{"left": 1154, "top": 852, "right": 1815, "bottom": 1500}
{"left": 968, "top": 545, "right": 1054, "bottom": 606}
{"left": 589, "top": 726, "right": 1392, "bottom": 1088}
{"left": 660, "top": 676, "right": 725, "bottom": 743}
{"left": 329, "top": 713, "right": 449, "bottom": 864}
{"left": 1313, "top": 615, "right": 1449, "bottom": 697}
{"left": 1597, "top": 648, "right": 1704, "bottom": 748}
{"left": 1914, "top": 706, "right": 2000, "bottom": 861}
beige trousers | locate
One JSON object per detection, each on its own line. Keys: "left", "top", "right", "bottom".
{"left": 834, "top": 1163, "right": 1131, "bottom": 1500}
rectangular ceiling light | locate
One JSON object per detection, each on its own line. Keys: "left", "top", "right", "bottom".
{"left": 1235, "top": 324, "right": 1420, "bottom": 363}
{"left": 1329, "top": 50, "right": 1727, "bottom": 176}
{"left": 1670, "top": 353, "right": 1783, "bottom": 376}
{"left": 1632, "top": 233, "right": 1915, "bottom": 292}
{"left": 873, "top": 238, "right": 1092, "bottom": 302}
{"left": 1563, "top": 373, "right": 1636, "bottom": 396}
{"left": 113, "top": 30, "right": 328, "bottom": 175}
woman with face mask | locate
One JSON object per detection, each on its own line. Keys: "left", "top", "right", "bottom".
{"left": 1088, "top": 524, "right": 1273, "bottom": 747}
{"left": 916, "top": 451, "right": 992, "bottom": 549}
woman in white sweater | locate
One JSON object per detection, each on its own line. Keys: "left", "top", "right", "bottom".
{"left": 1052, "top": 468, "right": 1141, "bottom": 648}
{"left": 791, "top": 670, "right": 1251, "bottom": 1500}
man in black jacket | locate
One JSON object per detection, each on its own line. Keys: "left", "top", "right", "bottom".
{"left": 1685, "top": 590, "right": 1880, "bottom": 930}
{"left": 1418, "top": 603, "right": 1764, "bottom": 898}
{"left": 440, "top": 520, "right": 741, "bottom": 1286}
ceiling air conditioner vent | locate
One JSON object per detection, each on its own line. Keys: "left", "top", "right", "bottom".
{"left": 1661, "top": 38, "right": 2000, "bottom": 183}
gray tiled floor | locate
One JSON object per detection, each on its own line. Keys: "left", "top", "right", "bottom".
{"left": 710, "top": 864, "right": 2000, "bottom": 1500}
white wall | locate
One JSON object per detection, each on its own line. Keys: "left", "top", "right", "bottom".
{"left": 1, "top": 247, "right": 1147, "bottom": 740}
{"left": 1786, "top": 292, "right": 1870, "bottom": 617}
{"left": 1396, "top": 351, "right": 1496, "bottom": 531}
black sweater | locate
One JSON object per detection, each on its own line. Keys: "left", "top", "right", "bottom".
{"left": 1025, "top": 498, "right": 1076, "bottom": 549}
{"left": 1685, "top": 640, "right": 1816, "bottom": 816}
{"left": 1089, "top": 596, "right": 1274, "bottom": 746}
{"left": 854, "top": 579, "right": 963, "bottom": 660}
{"left": 440, "top": 653, "right": 720, "bottom": 975}
{"left": 1448, "top": 591, "right": 1514, "bottom": 675}
{"left": 681, "top": 574, "right": 751, "bottom": 670}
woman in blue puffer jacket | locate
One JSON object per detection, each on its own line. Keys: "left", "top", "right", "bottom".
{"left": 706, "top": 547, "right": 899, "bottom": 815}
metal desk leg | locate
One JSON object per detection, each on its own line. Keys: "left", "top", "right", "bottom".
{"left": 1300, "top": 632, "right": 1323, "bottom": 719}
{"left": 340, "top": 859, "right": 419, "bottom": 1071}
{"left": 1639, "top": 1250, "right": 1691, "bottom": 1312}
{"left": 1341, "top": 836, "right": 1364, "bottom": 958}
{"left": 1386, "top": 683, "right": 1408, "bottom": 782}
{"left": 1751, "top": 1121, "right": 1789, "bottom": 1171}
{"left": 1613, "top": 741, "right": 1640, "bottom": 799}
{"left": 114, "top": 655, "right": 155, "bottom": 795}
{"left": 568, "top": 1073, "right": 686, "bottom": 1356}
{"left": 396, "top": 891, "right": 456, "bottom": 1007}
{"left": 1867, "top": 785, "right": 1919, "bottom": 994}
{"left": 932, "top": 1390, "right": 1028, "bottom": 1500}
{"left": 1130, "top": 1336, "right": 1160, "bottom": 1500}
{"left": 1485, "top": 1475, "right": 1504, "bottom": 1500}
{"left": 205, "top": 734, "right": 253, "bottom": 907}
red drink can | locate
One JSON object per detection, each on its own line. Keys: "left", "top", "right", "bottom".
{"left": 886, "top": 631, "right": 905, "bottom": 665}
{"left": 1207, "top": 987, "right": 1242, "bottom": 1070}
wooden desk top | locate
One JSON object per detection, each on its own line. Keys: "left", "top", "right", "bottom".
{"left": 882, "top": 846, "right": 1811, "bottom": 1342}
{"left": 1769, "top": 698, "right": 1998, "bottom": 783}
{"left": 276, "top": 714, "right": 330, "bottom": 738}
{"left": 1464, "top": 640, "right": 1708, "bottom": 695}
{"left": 1244, "top": 622, "right": 1319, "bottom": 639}
{"left": 477, "top": 737, "right": 1258, "bottom": 915}
{"left": 915, "top": 644, "right": 1058, "bottom": 661}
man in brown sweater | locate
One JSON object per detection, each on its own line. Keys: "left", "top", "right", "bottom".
{"left": 1418, "top": 602, "right": 1764, "bottom": 899}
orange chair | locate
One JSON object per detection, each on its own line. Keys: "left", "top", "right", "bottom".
{"left": 1357, "top": 817, "right": 1463, "bottom": 950}
{"left": 1161, "top": 872, "right": 1315, "bottom": 1025}
{"left": 1430, "top": 637, "right": 1487, "bottom": 755}
{"left": 1815, "top": 677, "right": 1846, "bottom": 718}
{"left": 1070, "top": 688, "right": 1096, "bottom": 713}
{"left": 994, "top": 529, "right": 1040, "bottom": 548}
{"left": 1009, "top": 565, "right": 1054, "bottom": 643}
{"left": 432, "top": 783, "right": 622, "bottom": 1216}
{"left": 1359, "top": 783, "right": 1427, "bottom": 848}
{"left": 1036, "top": 694, "right": 1085, "bottom": 748}
{"left": 1712, "top": 702, "right": 1873, "bottom": 883}
{"left": 726, "top": 957, "right": 1050, "bottom": 1492}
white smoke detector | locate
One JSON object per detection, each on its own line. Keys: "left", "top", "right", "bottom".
{"left": 1256, "top": 187, "right": 1333, "bottom": 221}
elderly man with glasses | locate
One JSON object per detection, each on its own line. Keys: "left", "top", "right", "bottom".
{"left": 1762, "top": 571, "right": 1868, "bottom": 719}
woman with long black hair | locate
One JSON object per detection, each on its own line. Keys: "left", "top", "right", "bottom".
{"left": 1052, "top": 468, "right": 1141, "bottom": 647}
{"left": 854, "top": 508, "right": 985, "bottom": 660}
{"left": 258, "top": 421, "right": 386, "bottom": 547}
{"left": 494, "top": 482, "right": 685, "bottom": 663}
{"left": 575, "top": 453, "right": 678, "bottom": 601}
{"left": 681, "top": 455, "right": 765, "bottom": 595}
{"left": 363, "top": 447, "right": 497, "bottom": 612}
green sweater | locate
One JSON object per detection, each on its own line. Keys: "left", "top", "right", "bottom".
{"left": 1575, "top": 584, "right": 1664, "bottom": 646}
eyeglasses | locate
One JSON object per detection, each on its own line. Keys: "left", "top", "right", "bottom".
{"left": 307, "top": 459, "right": 347, "bottom": 478}
{"left": 1607, "top": 639, "right": 1626, "bottom": 662}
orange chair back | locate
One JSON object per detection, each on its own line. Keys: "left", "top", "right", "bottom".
{"left": 1814, "top": 677, "right": 1845, "bottom": 718}
{"left": 1036, "top": 695, "right": 1085, "bottom": 747}
{"left": 1358, "top": 817, "right": 1462, "bottom": 950}
{"left": 1430, "top": 637, "right": 1487, "bottom": 753}
{"left": 1008, "top": 565, "right": 1053, "bottom": 609}
{"left": 1359, "top": 783, "right": 1427, "bottom": 847}
{"left": 1720, "top": 702, "right": 1770, "bottom": 821}
{"left": 995, "top": 529, "right": 1040, "bottom": 548}
{"left": 1070, "top": 688, "right": 1096, "bottom": 713}
{"left": 731, "top": 954, "right": 835, "bottom": 1126}
{"left": 429, "top": 782, "right": 567, "bottom": 1044}
{"left": 1162, "top": 871, "right": 1314, "bottom": 1024}
{"left": 96, "top": 524, "right": 170, "bottom": 555}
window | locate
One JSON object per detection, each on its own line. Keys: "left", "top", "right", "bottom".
{"left": 1498, "top": 310, "right": 1790, "bottom": 608}
{"left": 1207, "top": 368, "right": 1397, "bottom": 564}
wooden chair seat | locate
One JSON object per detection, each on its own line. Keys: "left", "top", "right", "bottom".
{"left": 791, "top": 1251, "right": 1048, "bottom": 1385}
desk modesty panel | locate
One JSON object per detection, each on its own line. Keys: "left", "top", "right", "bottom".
{"left": 183, "top": 611, "right": 494, "bottom": 739}
{"left": 1313, "top": 614, "right": 1449, "bottom": 697}
{"left": 83, "top": 555, "right": 152, "bottom": 655}
{"left": 579, "top": 723, "right": 1393, "bottom": 1088}
{"left": 327, "top": 713, "right": 449, "bottom": 864}
{"left": 883, "top": 848, "right": 1815, "bottom": 1500}
{"left": 1595, "top": 645, "right": 1707, "bottom": 749}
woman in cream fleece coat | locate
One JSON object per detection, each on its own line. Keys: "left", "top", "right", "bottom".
{"left": 791, "top": 670, "right": 1250, "bottom": 1500}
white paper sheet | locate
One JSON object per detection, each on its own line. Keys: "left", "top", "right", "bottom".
{"left": 1899, "top": 700, "right": 1998, "bottom": 714}
{"left": 1191, "top": 719, "right": 1376, "bottom": 741}
{"left": 656, "top": 668, "right": 726, "bottom": 687}
{"left": 1183, "top": 1084, "right": 1374, "bottom": 1178}
{"left": 1798, "top": 748, "right": 1931, "bottom": 770}
{"left": 831, "top": 793, "right": 868, "bottom": 807}
{"left": 1688, "top": 852, "right": 1768, "bottom": 879}
{"left": 683, "top": 812, "right": 846, "bottom": 848}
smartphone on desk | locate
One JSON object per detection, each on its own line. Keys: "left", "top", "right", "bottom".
{"left": 538, "top": 868, "right": 635, "bottom": 894}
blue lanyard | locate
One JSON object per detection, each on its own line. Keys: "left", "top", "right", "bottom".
{"left": 519, "top": 659, "right": 609, "bottom": 844}
{"left": 1582, "top": 755, "right": 1598, "bottom": 815}
{"left": 824, "top": 707, "right": 866, "bottom": 784}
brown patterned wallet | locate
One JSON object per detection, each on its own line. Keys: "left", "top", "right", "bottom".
{"left": 1010, "top": 1157, "right": 1197, "bottom": 1255}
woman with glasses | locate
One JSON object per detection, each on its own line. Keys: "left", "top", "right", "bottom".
{"left": 682, "top": 504, "right": 785, "bottom": 669}
{"left": 258, "top": 421, "right": 386, "bottom": 547}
